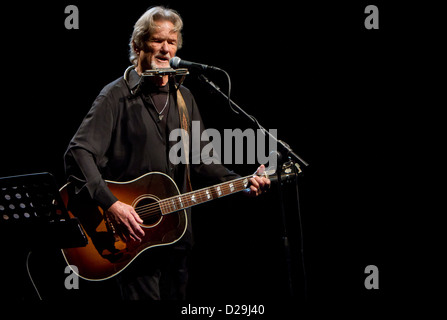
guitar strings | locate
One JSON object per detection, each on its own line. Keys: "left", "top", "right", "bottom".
{"left": 135, "top": 171, "right": 270, "bottom": 218}
{"left": 135, "top": 170, "right": 274, "bottom": 220}
{"left": 136, "top": 183, "right": 241, "bottom": 219}
{"left": 117, "top": 171, "right": 270, "bottom": 221}
{"left": 134, "top": 177, "right": 249, "bottom": 220}
{"left": 137, "top": 178, "right": 246, "bottom": 216}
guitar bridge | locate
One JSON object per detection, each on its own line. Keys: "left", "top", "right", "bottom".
{"left": 104, "top": 211, "right": 123, "bottom": 243}
{"left": 104, "top": 212, "right": 116, "bottom": 234}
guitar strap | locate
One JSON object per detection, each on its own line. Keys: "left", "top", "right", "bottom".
{"left": 175, "top": 85, "right": 193, "bottom": 192}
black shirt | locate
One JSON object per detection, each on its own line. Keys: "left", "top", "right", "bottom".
{"left": 64, "top": 69, "right": 238, "bottom": 243}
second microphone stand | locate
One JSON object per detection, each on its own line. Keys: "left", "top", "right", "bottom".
{"left": 198, "top": 73, "right": 309, "bottom": 298}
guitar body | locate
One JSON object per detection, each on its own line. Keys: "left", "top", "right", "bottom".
{"left": 59, "top": 167, "right": 285, "bottom": 281}
{"left": 60, "top": 172, "right": 187, "bottom": 281}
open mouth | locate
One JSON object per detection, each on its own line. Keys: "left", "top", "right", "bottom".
{"left": 155, "top": 56, "right": 169, "bottom": 63}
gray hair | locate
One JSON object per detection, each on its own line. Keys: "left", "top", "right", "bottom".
{"left": 129, "top": 6, "right": 183, "bottom": 65}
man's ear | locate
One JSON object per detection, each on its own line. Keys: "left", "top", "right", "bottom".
{"left": 132, "top": 41, "right": 140, "bottom": 55}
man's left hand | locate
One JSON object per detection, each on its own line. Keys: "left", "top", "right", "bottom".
{"left": 244, "top": 164, "right": 271, "bottom": 197}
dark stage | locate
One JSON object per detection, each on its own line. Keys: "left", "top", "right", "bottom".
{"left": 0, "top": 0, "right": 440, "bottom": 316}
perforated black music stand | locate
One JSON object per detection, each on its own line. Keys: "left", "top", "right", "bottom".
{"left": 0, "top": 172, "right": 87, "bottom": 249}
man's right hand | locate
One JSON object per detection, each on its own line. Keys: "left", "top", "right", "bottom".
{"left": 106, "top": 201, "right": 145, "bottom": 242}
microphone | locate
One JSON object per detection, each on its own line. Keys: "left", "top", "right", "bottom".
{"left": 169, "top": 56, "right": 220, "bottom": 72}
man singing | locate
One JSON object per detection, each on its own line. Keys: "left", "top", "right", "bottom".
{"left": 64, "top": 6, "right": 270, "bottom": 300}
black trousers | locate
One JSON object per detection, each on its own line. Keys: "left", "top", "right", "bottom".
{"left": 116, "top": 246, "right": 190, "bottom": 300}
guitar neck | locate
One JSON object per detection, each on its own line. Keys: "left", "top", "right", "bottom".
{"left": 159, "top": 175, "right": 252, "bottom": 215}
{"left": 158, "top": 171, "right": 293, "bottom": 215}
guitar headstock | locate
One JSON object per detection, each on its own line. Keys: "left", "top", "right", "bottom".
{"left": 255, "top": 166, "right": 276, "bottom": 179}
{"left": 255, "top": 163, "right": 298, "bottom": 183}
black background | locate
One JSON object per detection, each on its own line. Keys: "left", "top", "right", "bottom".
{"left": 0, "top": 0, "right": 441, "bottom": 315}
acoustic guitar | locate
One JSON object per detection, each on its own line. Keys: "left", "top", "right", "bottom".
{"left": 60, "top": 169, "right": 293, "bottom": 281}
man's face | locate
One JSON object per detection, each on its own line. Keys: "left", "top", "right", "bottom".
{"left": 137, "top": 20, "right": 178, "bottom": 71}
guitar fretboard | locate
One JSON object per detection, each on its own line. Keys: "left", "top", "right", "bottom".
{"left": 159, "top": 175, "right": 251, "bottom": 215}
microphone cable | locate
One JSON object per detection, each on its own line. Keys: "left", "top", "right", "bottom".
{"left": 26, "top": 251, "right": 43, "bottom": 300}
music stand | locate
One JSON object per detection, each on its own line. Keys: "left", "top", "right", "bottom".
{"left": 0, "top": 172, "right": 87, "bottom": 249}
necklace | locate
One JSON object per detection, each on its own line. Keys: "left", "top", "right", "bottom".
{"left": 148, "top": 88, "right": 170, "bottom": 121}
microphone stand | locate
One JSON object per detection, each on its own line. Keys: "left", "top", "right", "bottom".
{"left": 199, "top": 73, "right": 309, "bottom": 299}
{"left": 199, "top": 75, "right": 308, "bottom": 167}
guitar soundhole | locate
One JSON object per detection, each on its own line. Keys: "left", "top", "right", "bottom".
{"left": 134, "top": 196, "right": 162, "bottom": 227}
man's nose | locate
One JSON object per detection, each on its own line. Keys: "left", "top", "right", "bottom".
{"left": 160, "top": 41, "right": 169, "bottom": 53}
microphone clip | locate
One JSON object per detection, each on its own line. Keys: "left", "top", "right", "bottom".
{"left": 141, "top": 68, "right": 189, "bottom": 77}
{"left": 124, "top": 66, "right": 189, "bottom": 97}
